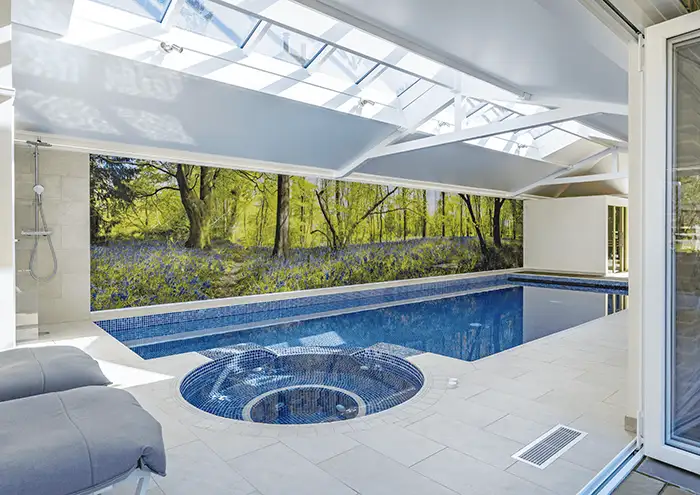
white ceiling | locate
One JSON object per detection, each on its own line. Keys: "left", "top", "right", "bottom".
{"left": 11, "top": 0, "right": 631, "bottom": 197}
{"left": 358, "top": 141, "right": 564, "bottom": 193}
{"left": 13, "top": 30, "right": 398, "bottom": 171}
{"left": 292, "top": 0, "right": 630, "bottom": 104}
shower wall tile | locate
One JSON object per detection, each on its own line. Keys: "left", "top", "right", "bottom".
{"left": 56, "top": 248, "right": 90, "bottom": 275}
{"left": 14, "top": 146, "right": 90, "bottom": 325}
{"left": 61, "top": 176, "right": 89, "bottom": 202}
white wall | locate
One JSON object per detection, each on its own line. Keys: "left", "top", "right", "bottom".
{"left": 14, "top": 145, "right": 90, "bottom": 325}
{"left": 0, "top": 1, "right": 14, "bottom": 350}
{"left": 524, "top": 196, "right": 610, "bottom": 275}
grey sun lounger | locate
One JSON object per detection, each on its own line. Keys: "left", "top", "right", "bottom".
{"left": 0, "top": 345, "right": 111, "bottom": 402}
{"left": 0, "top": 385, "right": 166, "bottom": 495}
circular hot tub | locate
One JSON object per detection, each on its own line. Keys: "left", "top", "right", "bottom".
{"left": 180, "top": 347, "right": 424, "bottom": 425}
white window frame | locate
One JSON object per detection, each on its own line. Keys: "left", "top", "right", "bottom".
{"left": 643, "top": 9, "right": 700, "bottom": 474}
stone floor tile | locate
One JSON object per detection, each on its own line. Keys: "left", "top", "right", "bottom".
{"left": 408, "top": 413, "right": 522, "bottom": 469}
{"left": 319, "top": 445, "right": 457, "bottom": 495}
{"left": 662, "top": 486, "right": 696, "bottom": 495}
{"left": 484, "top": 414, "right": 555, "bottom": 444}
{"left": 281, "top": 433, "right": 359, "bottom": 464}
{"left": 156, "top": 441, "right": 256, "bottom": 495}
{"left": 347, "top": 423, "right": 445, "bottom": 466}
{"left": 413, "top": 448, "right": 554, "bottom": 495}
{"left": 192, "top": 427, "right": 279, "bottom": 461}
{"left": 507, "top": 458, "right": 597, "bottom": 494}
{"left": 229, "top": 443, "right": 356, "bottom": 495}
{"left": 432, "top": 395, "right": 507, "bottom": 428}
{"left": 613, "top": 472, "right": 666, "bottom": 495}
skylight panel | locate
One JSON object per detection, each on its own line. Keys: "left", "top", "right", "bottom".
{"left": 279, "top": 83, "right": 338, "bottom": 106}
{"left": 259, "top": 0, "right": 337, "bottom": 36}
{"left": 207, "top": 62, "right": 282, "bottom": 90}
{"left": 322, "top": 49, "right": 379, "bottom": 84}
{"left": 238, "top": 53, "right": 299, "bottom": 77}
{"left": 91, "top": 0, "right": 173, "bottom": 21}
{"left": 255, "top": 25, "right": 327, "bottom": 68}
{"left": 303, "top": 73, "right": 354, "bottom": 94}
{"left": 396, "top": 53, "right": 444, "bottom": 79}
{"left": 175, "top": 0, "right": 260, "bottom": 47}
{"left": 336, "top": 29, "right": 397, "bottom": 61}
{"left": 360, "top": 67, "right": 419, "bottom": 103}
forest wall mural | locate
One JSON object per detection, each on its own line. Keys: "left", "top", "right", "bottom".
{"left": 90, "top": 155, "right": 524, "bottom": 310}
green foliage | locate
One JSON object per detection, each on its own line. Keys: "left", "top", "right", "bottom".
{"left": 89, "top": 155, "right": 525, "bottom": 310}
{"left": 91, "top": 238, "right": 522, "bottom": 310}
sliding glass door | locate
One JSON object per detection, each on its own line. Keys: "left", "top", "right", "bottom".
{"left": 608, "top": 205, "right": 629, "bottom": 274}
{"left": 644, "top": 13, "right": 700, "bottom": 472}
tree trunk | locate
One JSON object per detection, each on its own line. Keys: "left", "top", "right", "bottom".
{"left": 402, "top": 189, "right": 407, "bottom": 240}
{"left": 493, "top": 198, "right": 504, "bottom": 248}
{"left": 175, "top": 164, "right": 215, "bottom": 249}
{"left": 441, "top": 191, "right": 446, "bottom": 237}
{"left": 272, "top": 174, "right": 291, "bottom": 258}
{"left": 422, "top": 190, "right": 427, "bottom": 238}
{"left": 459, "top": 194, "right": 488, "bottom": 256}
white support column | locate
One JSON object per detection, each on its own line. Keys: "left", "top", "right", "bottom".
{"left": 0, "top": 0, "right": 15, "bottom": 350}
{"left": 626, "top": 37, "right": 643, "bottom": 434}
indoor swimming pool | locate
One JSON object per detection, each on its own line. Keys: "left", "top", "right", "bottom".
{"left": 97, "top": 274, "right": 628, "bottom": 362}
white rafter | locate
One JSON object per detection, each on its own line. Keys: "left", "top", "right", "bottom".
{"left": 509, "top": 147, "right": 618, "bottom": 197}
{"left": 337, "top": 85, "right": 457, "bottom": 177}
{"left": 367, "top": 105, "right": 627, "bottom": 159}
{"left": 540, "top": 172, "right": 628, "bottom": 185}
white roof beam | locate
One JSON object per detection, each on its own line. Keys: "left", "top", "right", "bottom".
{"left": 509, "top": 147, "right": 617, "bottom": 197}
{"left": 337, "top": 85, "right": 455, "bottom": 177}
{"left": 369, "top": 105, "right": 624, "bottom": 159}
{"left": 539, "top": 172, "right": 628, "bottom": 186}
{"left": 521, "top": 97, "right": 629, "bottom": 116}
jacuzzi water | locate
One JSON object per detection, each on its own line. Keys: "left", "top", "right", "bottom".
{"left": 180, "top": 348, "right": 424, "bottom": 424}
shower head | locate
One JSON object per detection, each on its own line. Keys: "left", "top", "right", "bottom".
{"left": 26, "top": 139, "right": 52, "bottom": 148}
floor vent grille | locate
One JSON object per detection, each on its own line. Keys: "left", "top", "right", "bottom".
{"left": 512, "top": 425, "right": 587, "bottom": 469}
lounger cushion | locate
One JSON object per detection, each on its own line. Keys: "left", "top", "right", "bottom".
{"left": 0, "top": 386, "right": 166, "bottom": 495}
{"left": 0, "top": 346, "right": 110, "bottom": 402}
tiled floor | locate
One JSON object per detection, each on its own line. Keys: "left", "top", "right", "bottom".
{"left": 27, "top": 310, "right": 633, "bottom": 495}
{"left": 613, "top": 458, "right": 700, "bottom": 495}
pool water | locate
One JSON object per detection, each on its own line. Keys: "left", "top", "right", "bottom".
{"left": 179, "top": 348, "right": 424, "bottom": 424}
{"left": 128, "top": 283, "right": 627, "bottom": 361}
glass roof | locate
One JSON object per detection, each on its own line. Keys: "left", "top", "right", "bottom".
{"left": 75, "top": 0, "right": 619, "bottom": 167}
{"left": 175, "top": 0, "right": 260, "bottom": 47}
{"left": 92, "top": 0, "right": 173, "bottom": 21}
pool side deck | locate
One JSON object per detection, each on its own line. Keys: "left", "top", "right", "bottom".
{"left": 28, "top": 310, "right": 632, "bottom": 495}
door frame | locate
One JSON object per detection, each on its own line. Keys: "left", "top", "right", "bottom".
{"left": 643, "top": 10, "right": 700, "bottom": 473}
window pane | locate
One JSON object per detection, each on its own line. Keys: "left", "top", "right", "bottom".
{"left": 91, "top": 0, "right": 173, "bottom": 21}
{"left": 359, "top": 67, "right": 419, "bottom": 104}
{"left": 670, "top": 38, "right": 700, "bottom": 453}
{"left": 256, "top": 25, "right": 327, "bottom": 68}
{"left": 336, "top": 29, "right": 397, "bottom": 61}
{"left": 258, "top": 0, "right": 337, "bottom": 36}
{"left": 322, "top": 49, "right": 379, "bottom": 84}
{"left": 175, "top": 0, "right": 260, "bottom": 47}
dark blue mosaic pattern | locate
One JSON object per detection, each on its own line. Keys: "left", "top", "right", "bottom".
{"left": 100, "top": 274, "right": 628, "bottom": 360}
{"left": 249, "top": 386, "right": 361, "bottom": 424}
{"left": 180, "top": 347, "right": 424, "bottom": 424}
{"left": 96, "top": 274, "right": 508, "bottom": 340}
